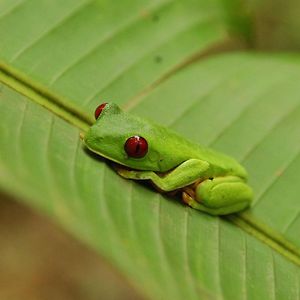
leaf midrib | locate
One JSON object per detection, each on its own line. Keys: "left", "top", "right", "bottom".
{"left": 1, "top": 57, "right": 300, "bottom": 268}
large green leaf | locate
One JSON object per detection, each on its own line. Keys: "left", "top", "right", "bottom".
{"left": 1, "top": 53, "right": 300, "bottom": 299}
{"left": 1, "top": 0, "right": 300, "bottom": 299}
{"left": 0, "top": 0, "right": 239, "bottom": 115}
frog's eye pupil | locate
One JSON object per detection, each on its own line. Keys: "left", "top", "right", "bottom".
{"left": 94, "top": 103, "right": 107, "bottom": 120}
{"left": 124, "top": 136, "right": 148, "bottom": 158}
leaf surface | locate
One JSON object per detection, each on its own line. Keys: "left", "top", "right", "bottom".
{"left": 1, "top": 0, "right": 300, "bottom": 299}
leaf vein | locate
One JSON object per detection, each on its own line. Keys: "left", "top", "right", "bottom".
{"left": 183, "top": 210, "right": 201, "bottom": 298}
{"left": 253, "top": 149, "right": 300, "bottom": 207}
{"left": 83, "top": 17, "right": 218, "bottom": 106}
{"left": 282, "top": 211, "right": 300, "bottom": 234}
{"left": 208, "top": 73, "right": 297, "bottom": 147}
{"left": 0, "top": 0, "right": 24, "bottom": 20}
{"left": 157, "top": 195, "right": 182, "bottom": 299}
{"left": 167, "top": 58, "right": 257, "bottom": 128}
{"left": 240, "top": 103, "right": 300, "bottom": 164}
{"left": 10, "top": 0, "right": 93, "bottom": 62}
{"left": 49, "top": 0, "right": 173, "bottom": 85}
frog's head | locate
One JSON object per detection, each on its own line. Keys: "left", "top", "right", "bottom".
{"left": 82, "top": 103, "right": 186, "bottom": 171}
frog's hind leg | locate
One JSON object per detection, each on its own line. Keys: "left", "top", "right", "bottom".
{"left": 183, "top": 176, "right": 253, "bottom": 215}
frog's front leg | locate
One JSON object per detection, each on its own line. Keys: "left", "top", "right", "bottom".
{"left": 116, "top": 159, "right": 209, "bottom": 191}
{"left": 183, "top": 176, "right": 253, "bottom": 215}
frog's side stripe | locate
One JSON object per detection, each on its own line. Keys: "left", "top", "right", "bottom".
{"left": 1, "top": 59, "right": 300, "bottom": 268}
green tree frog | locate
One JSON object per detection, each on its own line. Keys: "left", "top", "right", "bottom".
{"left": 82, "top": 102, "right": 253, "bottom": 215}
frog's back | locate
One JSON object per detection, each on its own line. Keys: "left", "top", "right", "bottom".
{"left": 161, "top": 126, "right": 247, "bottom": 179}
{"left": 119, "top": 111, "right": 247, "bottom": 179}
{"left": 192, "top": 143, "right": 247, "bottom": 179}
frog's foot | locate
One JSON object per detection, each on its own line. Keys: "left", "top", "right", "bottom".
{"left": 183, "top": 176, "right": 253, "bottom": 215}
{"left": 115, "top": 166, "right": 154, "bottom": 180}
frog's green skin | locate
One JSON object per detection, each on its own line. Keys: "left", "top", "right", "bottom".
{"left": 83, "top": 103, "right": 253, "bottom": 215}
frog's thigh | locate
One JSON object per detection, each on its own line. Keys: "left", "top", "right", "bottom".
{"left": 117, "top": 159, "right": 209, "bottom": 192}
{"left": 193, "top": 176, "right": 253, "bottom": 215}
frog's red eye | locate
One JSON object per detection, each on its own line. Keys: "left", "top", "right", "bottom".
{"left": 94, "top": 103, "right": 107, "bottom": 120}
{"left": 124, "top": 136, "right": 148, "bottom": 158}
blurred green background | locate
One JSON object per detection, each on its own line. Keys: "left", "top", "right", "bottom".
{"left": 0, "top": 193, "right": 144, "bottom": 300}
